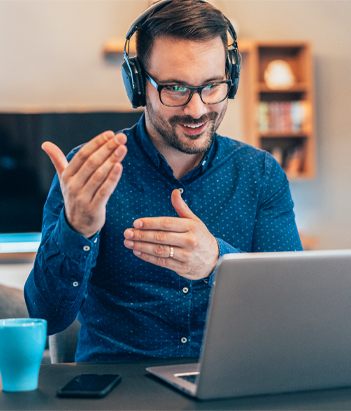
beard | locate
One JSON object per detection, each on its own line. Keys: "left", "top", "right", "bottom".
{"left": 145, "top": 97, "right": 227, "bottom": 155}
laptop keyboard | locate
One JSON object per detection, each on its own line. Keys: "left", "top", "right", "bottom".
{"left": 178, "top": 374, "right": 198, "bottom": 383}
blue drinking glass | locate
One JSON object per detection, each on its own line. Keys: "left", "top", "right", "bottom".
{"left": 0, "top": 318, "right": 47, "bottom": 392}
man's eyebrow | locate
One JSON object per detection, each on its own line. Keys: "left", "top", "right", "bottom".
{"left": 157, "top": 75, "right": 226, "bottom": 85}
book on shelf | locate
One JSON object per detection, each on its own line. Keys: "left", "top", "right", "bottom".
{"left": 257, "top": 101, "right": 310, "bottom": 133}
{"left": 269, "top": 144, "right": 305, "bottom": 177}
{"left": 284, "top": 145, "right": 305, "bottom": 176}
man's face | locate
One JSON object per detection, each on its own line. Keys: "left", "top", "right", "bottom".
{"left": 144, "top": 36, "right": 228, "bottom": 155}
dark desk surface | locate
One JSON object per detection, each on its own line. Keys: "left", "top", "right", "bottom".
{"left": 2, "top": 358, "right": 351, "bottom": 410}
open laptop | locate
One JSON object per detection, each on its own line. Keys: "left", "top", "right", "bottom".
{"left": 147, "top": 250, "right": 351, "bottom": 400}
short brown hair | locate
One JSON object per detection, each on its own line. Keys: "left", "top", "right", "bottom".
{"left": 136, "top": 0, "right": 230, "bottom": 70}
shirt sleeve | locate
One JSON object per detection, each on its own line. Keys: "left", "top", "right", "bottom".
{"left": 24, "top": 172, "right": 100, "bottom": 335}
{"left": 251, "top": 153, "right": 303, "bottom": 253}
{"left": 207, "top": 153, "right": 302, "bottom": 286}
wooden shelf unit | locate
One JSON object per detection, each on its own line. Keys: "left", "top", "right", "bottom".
{"left": 240, "top": 41, "right": 316, "bottom": 180}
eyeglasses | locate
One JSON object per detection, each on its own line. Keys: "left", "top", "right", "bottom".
{"left": 145, "top": 72, "right": 232, "bottom": 107}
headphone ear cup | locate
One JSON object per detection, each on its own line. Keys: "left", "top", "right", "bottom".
{"left": 121, "top": 56, "right": 146, "bottom": 108}
{"left": 133, "top": 57, "right": 146, "bottom": 106}
{"left": 227, "top": 49, "right": 241, "bottom": 99}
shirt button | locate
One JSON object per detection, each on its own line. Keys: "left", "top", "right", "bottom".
{"left": 83, "top": 245, "right": 90, "bottom": 251}
{"left": 181, "top": 337, "right": 188, "bottom": 344}
{"left": 179, "top": 188, "right": 184, "bottom": 194}
{"left": 73, "top": 281, "right": 79, "bottom": 287}
{"left": 182, "top": 287, "right": 189, "bottom": 294}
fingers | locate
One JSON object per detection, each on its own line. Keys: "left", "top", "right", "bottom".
{"left": 124, "top": 215, "right": 196, "bottom": 261}
{"left": 79, "top": 139, "right": 127, "bottom": 202}
{"left": 171, "top": 189, "right": 200, "bottom": 220}
{"left": 65, "top": 132, "right": 127, "bottom": 187}
{"left": 90, "top": 162, "right": 124, "bottom": 208}
{"left": 42, "top": 141, "right": 68, "bottom": 179}
{"left": 130, "top": 249, "right": 185, "bottom": 273}
{"left": 132, "top": 190, "right": 200, "bottom": 231}
{"left": 124, "top": 223, "right": 194, "bottom": 247}
{"left": 125, "top": 239, "right": 187, "bottom": 262}
{"left": 132, "top": 216, "right": 188, "bottom": 232}
{"left": 124, "top": 223, "right": 196, "bottom": 265}
{"left": 124, "top": 214, "right": 217, "bottom": 280}
{"left": 44, "top": 131, "right": 128, "bottom": 238}
{"left": 42, "top": 131, "right": 127, "bottom": 188}
{"left": 65, "top": 131, "right": 115, "bottom": 175}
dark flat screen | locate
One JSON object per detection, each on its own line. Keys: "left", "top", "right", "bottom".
{"left": 0, "top": 111, "right": 142, "bottom": 234}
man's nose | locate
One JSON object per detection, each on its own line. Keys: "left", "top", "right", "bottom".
{"left": 182, "top": 91, "right": 208, "bottom": 119}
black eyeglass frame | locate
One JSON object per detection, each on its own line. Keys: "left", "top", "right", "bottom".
{"left": 145, "top": 72, "right": 233, "bottom": 107}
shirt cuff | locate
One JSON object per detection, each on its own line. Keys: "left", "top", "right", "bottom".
{"left": 216, "top": 237, "right": 242, "bottom": 257}
{"left": 51, "top": 208, "right": 100, "bottom": 262}
{"left": 203, "top": 238, "right": 243, "bottom": 286}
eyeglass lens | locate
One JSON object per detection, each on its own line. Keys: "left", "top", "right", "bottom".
{"left": 160, "top": 83, "right": 230, "bottom": 107}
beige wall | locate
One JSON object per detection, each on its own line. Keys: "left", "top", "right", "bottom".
{"left": 0, "top": 0, "right": 146, "bottom": 111}
{"left": 0, "top": 0, "right": 351, "bottom": 250}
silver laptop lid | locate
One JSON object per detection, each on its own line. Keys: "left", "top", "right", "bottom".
{"left": 196, "top": 250, "right": 351, "bottom": 399}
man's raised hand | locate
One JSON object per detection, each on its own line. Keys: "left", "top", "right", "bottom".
{"left": 42, "top": 131, "right": 127, "bottom": 238}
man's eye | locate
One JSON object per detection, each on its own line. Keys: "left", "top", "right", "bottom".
{"left": 172, "top": 86, "right": 188, "bottom": 92}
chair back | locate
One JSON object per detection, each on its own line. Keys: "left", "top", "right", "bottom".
{"left": 49, "top": 318, "right": 81, "bottom": 363}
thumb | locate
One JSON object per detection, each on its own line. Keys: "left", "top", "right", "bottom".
{"left": 171, "top": 189, "right": 200, "bottom": 220}
{"left": 42, "top": 141, "right": 68, "bottom": 179}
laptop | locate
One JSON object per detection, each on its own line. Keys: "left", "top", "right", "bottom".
{"left": 147, "top": 250, "right": 351, "bottom": 400}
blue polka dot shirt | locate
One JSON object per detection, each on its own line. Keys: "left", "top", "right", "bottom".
{"left": 25, "top": 114, "right": 302, "bottom": 362}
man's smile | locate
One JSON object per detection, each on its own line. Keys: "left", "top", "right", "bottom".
{"left": 179, "top": 121, "right": 207, "bottom": 136}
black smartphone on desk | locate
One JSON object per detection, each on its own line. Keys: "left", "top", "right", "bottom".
{"left": 57, "top": 374, "right": 121, "bottom": 398}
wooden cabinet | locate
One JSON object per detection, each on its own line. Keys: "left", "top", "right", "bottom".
{"left": 239, "top": 41, "right": 316, "bottom": 179}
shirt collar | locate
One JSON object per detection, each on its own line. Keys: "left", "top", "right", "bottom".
{"left": 135, "top": 113, "right": 216, "bottom": 179}
{"left": 136, "top": 114, "right": 162, "bottom": 169}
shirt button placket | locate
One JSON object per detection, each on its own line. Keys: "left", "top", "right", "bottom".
{"left": 178, "top": 187, "right": 188, "bottom": 206}
{"left": 179, "top": 284, "right": 190, "bottom": 353}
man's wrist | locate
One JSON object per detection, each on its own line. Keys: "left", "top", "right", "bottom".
{"left": 54, "top": 209, "right": 100, "bottom": 262}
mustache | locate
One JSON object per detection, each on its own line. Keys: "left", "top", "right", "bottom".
{"left": 169, "top": 112, "right": 218, "bottom": 126}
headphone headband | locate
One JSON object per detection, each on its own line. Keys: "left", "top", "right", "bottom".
{"left": 125, "top": 0, "right": 173, "bottom": 41}
{"left": 121, "top": 0, "right": 241, "bottom": 108}
{"left": 125, "top": 0, "right": 238, "bottom": 47}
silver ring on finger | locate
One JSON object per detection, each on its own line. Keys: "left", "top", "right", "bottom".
{"left": 169, "top": 246, "right": 174, "bottom": 258}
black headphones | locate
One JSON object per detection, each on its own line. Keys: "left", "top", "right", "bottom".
{"left": 121, "top": 0, "right": 241, "bottom": 109}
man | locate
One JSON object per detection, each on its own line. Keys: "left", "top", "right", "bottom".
{"left": 25, "top": 0, "right": 302, "bottom": 362}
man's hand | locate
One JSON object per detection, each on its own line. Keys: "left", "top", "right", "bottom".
{"left": 124, "top": 189, "right": 219, "bottom": 280}
{"left": 42, "top": 131, "right": 127, "bottom": 238}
